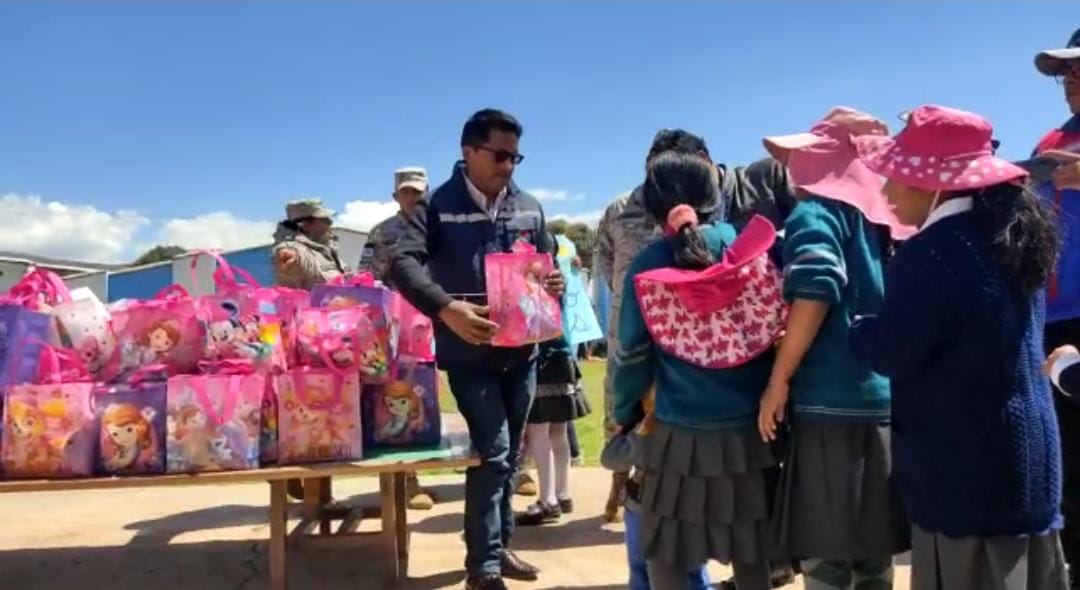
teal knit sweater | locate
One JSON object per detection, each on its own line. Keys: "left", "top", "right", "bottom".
{"left": 782, "top": 196, "right": 890, "bottom": 420}
{"left": 613, "top": 224, "right": 773, "bottom": 430}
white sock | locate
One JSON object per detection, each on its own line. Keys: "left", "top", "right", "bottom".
{"left": 549, "top": 421, "right": 571, "bottom": 501}
{"left": 527, "top": 423, "right": 557, "bottom": 506}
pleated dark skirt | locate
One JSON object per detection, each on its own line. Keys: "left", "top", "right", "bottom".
{"left": 911, "top": 525, "right": 1068, "bottom": 590}
{"left": 771, "top": 419, "right": 911, "bottom": 561}
{"left": 527, "top": 382, "right": 592, "bottom": 424}
{"left": 638, "top": 421, "right": 777, "bottom": 569}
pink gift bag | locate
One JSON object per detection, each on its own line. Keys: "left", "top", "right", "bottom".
{"left": 1, "top": 344, "right": 97, "bottom": 479}
{"left": 390, "top": 292, "right": 434, "bottom": 362}
{"left": 295, "top": 306, "right": 384, "bottom": 378}
{"left": 196, "top": 357, "right": 279, "bottom": 465}
{"left": 111, "top": 286, "right": 205, "bottom": 380}
{"left": 310, "top": 278, "right": 393, "bottom": 383}
{"left": 190, "top": 251, "right": 288, "bottom": 371}
{"left": 484, "top": 244, "right": 562, "bottom": 347}
{"left": 275, "top": 368, "right": 362, "bottom": 464}
{"left": 165, "top": 373, "right": 263, "bottom": 473}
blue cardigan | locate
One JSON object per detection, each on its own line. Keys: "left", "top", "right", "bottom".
{"left": 850, "top": 210, "right": 1063, "bottom": 537}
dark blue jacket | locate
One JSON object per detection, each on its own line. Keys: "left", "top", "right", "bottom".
{"left": 391, "top": 163, "right": 554, "bottom": 371}
{"left": 851, "top": 210, "right": 1063, "bottom": 537}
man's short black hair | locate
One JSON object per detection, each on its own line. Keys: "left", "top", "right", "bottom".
{"left": 647, "top": 129, "right": 709, "bottom": 162}
{"left": 461, "top": 109, "right": 523, "bottom": 147}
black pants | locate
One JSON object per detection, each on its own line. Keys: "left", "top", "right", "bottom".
{"left": 1045, "top": 319, "right": 1080, "bottom": 575}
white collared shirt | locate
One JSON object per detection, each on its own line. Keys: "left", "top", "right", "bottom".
{"left": 463, "top": 171, "right": 508, "bottom": 220}
{"left": 920, "top": 197, "right": 974, "bottom": 232}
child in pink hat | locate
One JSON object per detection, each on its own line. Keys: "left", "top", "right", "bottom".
{"left": 758, "top": 107, "right": 912, "bottom": 590}
{"left": 851, "top": 105, "right": 1067, "bottom": 590}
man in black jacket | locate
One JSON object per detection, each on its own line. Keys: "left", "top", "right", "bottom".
{"left": 391, "top": 109, "right": 563, "bottom": 590}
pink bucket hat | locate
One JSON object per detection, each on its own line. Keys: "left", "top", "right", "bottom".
{"left": 764, "top": 107, "right": 915, "bottom": 239}
{"left": 633, "top": 215, "right": 787, "bottom": 370}
{"left": 855, "top": 105, "right": 1028, "bottom": 192}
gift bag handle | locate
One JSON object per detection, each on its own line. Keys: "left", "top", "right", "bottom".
{"left": 189, "top": 249, "right": 262, "bottom": 294}
{"left": 196, "top": 358, "right": 257, "bottom": 376}
{"left": 188, "top": 375, "right": 240, "bottom": 427}
{"left": 13, "top": 338, "right": 92, "bottom": 385}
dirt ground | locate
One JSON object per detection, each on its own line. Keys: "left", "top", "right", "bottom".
{"left": 0, "top": 467, "right": 911, "bottom": 589}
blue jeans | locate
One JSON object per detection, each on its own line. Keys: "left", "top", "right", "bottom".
{"left": 448, "top": 361, "right": 537, "bottom": 575}
{"left": 625, "top": 505, "right": 711, "bottom": 590}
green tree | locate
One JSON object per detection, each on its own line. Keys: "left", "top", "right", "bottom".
{"left": 132, "top": 245, "right": 187, "bottom": 267}
{"left": 547, "top": 221, "right": 597, "bottom": 272}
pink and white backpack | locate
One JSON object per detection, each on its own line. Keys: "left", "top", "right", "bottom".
{"left": 633, "top": 215, "right": 787, "bottom": 369}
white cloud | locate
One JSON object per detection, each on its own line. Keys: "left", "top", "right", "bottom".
{"left": 551, "top": 209, "right": 604, "bottom": 226}
{"left": 337, "top": 199, "right": 399, "bottom": 231}
{"left": 155, "top": 212, "right": 276, "bottom": 251}
{"left": 0, "top": 193, "right": 150, "bottom": 263}
{"left": 529, "top": 188, "right": 585, "bottom": 202}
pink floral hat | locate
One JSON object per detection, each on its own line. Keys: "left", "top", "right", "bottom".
{"left": 764, "top": 106, "right": 915, "bottom": 239}
{"left": 855, "top": 105, "right": 1028, "bottom": 192}
{"left": 633, "top": 215, "right": 787, "bottom": 369}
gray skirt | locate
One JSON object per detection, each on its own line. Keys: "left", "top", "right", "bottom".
{"left": 638, "top": 421, "right": 777, "bottom": 569}
{"left": 771, "top": 419, "right": 911, "bottom": 561}
{"left": 911, "top": 525, "right": 1068, "bottom": 590}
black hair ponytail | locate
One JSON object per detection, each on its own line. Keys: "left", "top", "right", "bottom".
{"left": 642, "top": 151, "right": 719, "bottom": 270}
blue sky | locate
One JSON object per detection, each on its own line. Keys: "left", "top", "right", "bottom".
{"left": 0, "top": 2, "right": 1077, "bottom": 262}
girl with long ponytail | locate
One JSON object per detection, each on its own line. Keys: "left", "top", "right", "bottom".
{"left": 611, "top": 150, "right": 786, "bottom": 590}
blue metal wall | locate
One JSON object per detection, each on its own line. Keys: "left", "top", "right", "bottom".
{"left": 221, "top": 247, "right": 274, "bottom": 287}
{"left": 107, "top": 264, "right": 173, "bottom": 302}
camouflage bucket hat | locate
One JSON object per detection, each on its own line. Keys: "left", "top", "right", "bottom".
{"left": 286, "top": 198, "right": 336, "bottom": 221}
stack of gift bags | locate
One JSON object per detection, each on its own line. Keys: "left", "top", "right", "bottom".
{"left": 0, "top": 251, "right": 445, "bottom": 481}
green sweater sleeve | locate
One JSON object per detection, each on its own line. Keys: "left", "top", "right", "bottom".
{"left": 782, "top": 198, "right": 850, "bottom": 304}
{"left": 612, "top": 255, "right": 654, "bottom": 427}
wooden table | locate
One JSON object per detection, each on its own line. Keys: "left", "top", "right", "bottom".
{"left": 0, "top": 433, "right": 477, "bottom": 590}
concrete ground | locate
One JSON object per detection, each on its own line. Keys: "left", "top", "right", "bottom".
{"left": 0, "top": 467, "right": 911, "bottom": 589}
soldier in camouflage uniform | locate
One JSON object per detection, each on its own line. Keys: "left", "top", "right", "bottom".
{"left": 357, "top": 167, "right": 428, "bottom": 286}
{"left": 271, "top": 199, "right": 349, "bottom": 289}
{"left": 271, "top": 199, "right": 348, "bottom": 505}
{"left": 357, "top": 167, "right": 439, "bottom": 511}
{"left": 595, "top": 129, "right": 794, "bottom": 526}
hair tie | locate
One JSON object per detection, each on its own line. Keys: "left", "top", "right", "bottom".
{"left": 665, "top": 204, "right": 699, "bottom": 236}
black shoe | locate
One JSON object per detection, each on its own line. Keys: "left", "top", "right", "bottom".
{"left": 558, "top": 497, "right": 574, "bottom": 514}
{"left": 514, "top": 501, "right": 561, "bottom": 527}
{"left": 465, "top": 573, "right": 507, "bottom": 590}
{"left": 500, "top": 549, "right": 540, "bottom": 581}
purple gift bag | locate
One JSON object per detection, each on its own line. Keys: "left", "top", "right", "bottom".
{"left": 362, "top": 360, "right": 441, "bottom": 450}
{"left": 94, "top": 380, "right": 168, "bottom": 476}
{"left": 0, "top": 305, "right": 51, "bottom": 387}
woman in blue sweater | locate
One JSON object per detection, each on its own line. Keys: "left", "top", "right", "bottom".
{"left": 613, "top": 151, "right": 787, "bottom": 590}
{"left": 758, "top": 108, "right": 913, "bottom": 590}
{"left": 851, "top": 104, "right": 1067, "bottom": 590}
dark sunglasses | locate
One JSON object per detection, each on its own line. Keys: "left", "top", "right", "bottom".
{"left": 475, "top": 145, "right": 525, "bottom": 165}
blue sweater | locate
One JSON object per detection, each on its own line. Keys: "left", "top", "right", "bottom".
{"left": 391, "top": 163, "right": 554, "bottom": 370}
{"left": 851, "top": 210, "right": 1063, "bottom": 537}
{"left": 783, "top": 197, "right": 890, "bottom": 420}
{"left": 1034, "top": 115, "right": 1080, "bottom": 323}
{"left": 613, "top": 224, "right": 773, "bottom": 431}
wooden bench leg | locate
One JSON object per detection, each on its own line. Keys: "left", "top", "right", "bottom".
{"left": 393, "top": 472, "right": 409, "bottom": 576}
{"left": 301, "top": 476, "right": 333, "bottom": 534}
{"left": 380, "top": 473, "right": 403, "bottom": 586}
{"left": 269, "top": 480, "right": 288, "bottom": 590}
